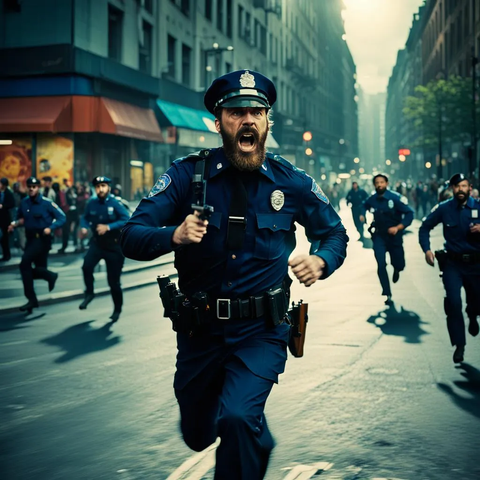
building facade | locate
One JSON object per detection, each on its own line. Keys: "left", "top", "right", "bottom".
{"left": 0, "top": 0, "right": 358, "bottom": 197}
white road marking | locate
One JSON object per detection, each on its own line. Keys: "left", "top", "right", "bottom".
{"left": 166, "top": 439, "right": 219, "bottom": 480}
{"left": 281, "top": 462, "right": 333, "bottom": 479}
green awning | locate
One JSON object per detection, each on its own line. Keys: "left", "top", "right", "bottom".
{"left": 156, "top": 100, "right": 217, "bottom": 133}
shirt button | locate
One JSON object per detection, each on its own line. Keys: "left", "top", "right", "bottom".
{"left": 273, "top": 225, "right": 277, "bottom": 229}
{"left": 227, "top": 281, "right": 232, "bottom": 287}
{"left": 231, "top": 254, "right": 236, "bottom": 259}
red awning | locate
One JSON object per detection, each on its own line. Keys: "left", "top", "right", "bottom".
{"left": 98, "top": 97, "right": 163, "bottom": 142}
{"left": 0, "top": 96, "right": 164, "bottom": 143}
{"left": 0, "top": 96, "right": 72, "bottom": 132}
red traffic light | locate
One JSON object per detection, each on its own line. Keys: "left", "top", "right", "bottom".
{"left": 398, "top": 148, "right": 411, "bottom": 156}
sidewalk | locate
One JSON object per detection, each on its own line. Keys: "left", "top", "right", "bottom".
{"left": 0, "top": 241, "right": 175, "bottom": 314}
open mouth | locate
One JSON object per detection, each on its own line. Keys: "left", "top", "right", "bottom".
{"left": 238, "top": 133, "right": 257, "bottom": 153}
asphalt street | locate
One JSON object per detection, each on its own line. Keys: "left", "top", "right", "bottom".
{"left": 1, "top": 202, "right": 479, "bottom": 480}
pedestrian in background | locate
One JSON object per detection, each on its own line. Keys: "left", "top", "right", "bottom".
{"left": 78, "top": 176, "right": 130, "bottom": 323}
{"left": 40, "top": 176, "right": 56, "bottom": 202}
{"left": 360, "top": 173, "right": 414, "bottom": 305}
{"left": 58, "top": 178, "right": 78, "bottom": 253}
{"left": 75, "top": 183, "right": 90, "bottom": 252}
{"left": 0, "top": 177, "right": 15, "bottom": 261}
{"left": 12, "top": 182, "right": 26, "bottom": 251}
{"left": 8, "top": 177, "right": 65, "bottom": 313}
{"left": 121, "top": 70, "right": 348, "bottom": 479}
{"left": 419, "top": 173, "right": 480, "bottom": 363}
{"left": 346, "top": 181, "right": 368, "bottom": 241}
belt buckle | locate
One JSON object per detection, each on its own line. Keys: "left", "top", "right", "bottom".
{"left": 462, "top": 254, "right": 471, "bottom": 263}
{"left": 217, "top": 299, "right": 231, "bottom": 320}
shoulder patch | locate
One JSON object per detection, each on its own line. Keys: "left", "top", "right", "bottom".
{"left": 51, "top": 202, "right": 61, "bottom": 210}
{"left": 311, "top": 178, "right": 329, "bottom": 204}
{"left": 430, "top": 204, "right": 439, "bottom": 213}
{"left": 400, "top": 195, "right": 408, "bottom": 205}
{"left": 148, "top": 174, "right": 172, "bottom": 197}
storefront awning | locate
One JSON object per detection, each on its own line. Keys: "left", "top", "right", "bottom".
{"left": 0, "top": 96, "right": 164, "bottom": 142}
{"left": 0, "top": 96, "right": 72, "bottom": 132}
{"left": 156, "top": 100, "right": 217, "bottom": 133}
{"left": 99, "top": 97, "right": 163, "bottom": 142}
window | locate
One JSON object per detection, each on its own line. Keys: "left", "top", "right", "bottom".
{"left": 144, "top": 0, "right": 153, "bottom": 13}
{"left": 182, "top": 44, "right": 192, "bottom": 86}
{"left": 181, "top": 0, "right": 189, "bottom": 16}
{"left": 226, "top": 0, "right": 232, "bottom": 38}
{"left": 108, "top": 4, "right": 123, "bottom": 62}
{"left": 139, "top": 21, "right": 153, "bottom": 74}
{"left": 205, "top": 0, "right": 212, "bottom": 20}
{"left": 167, "top": 35, "right": 176, "bottom": 79}
{"left": 245, "top": 12, "right": 251, "bottom": 43}
{"left": 217, "top": 0, "right": 223, "bottom": 31}
{"left": 238, "top": 5, "right": 244, "bottom": 38}
{"left": 3, "top": 0, "right": 21, "bottom": 12}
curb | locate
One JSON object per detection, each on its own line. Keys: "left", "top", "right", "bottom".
{"left": 0, "top": 263, "right": 178, "bottom": 315}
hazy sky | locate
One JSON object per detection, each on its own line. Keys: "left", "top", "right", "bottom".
{"left": 343, "top": 0, "right": 425, "bottom": 94}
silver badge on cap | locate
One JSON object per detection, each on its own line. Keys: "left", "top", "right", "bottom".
{"left": 270, "top": 190, "right": 284, "bottom": 211}
{"left": 239, "top": 70, "right": 255, "bottom": 88}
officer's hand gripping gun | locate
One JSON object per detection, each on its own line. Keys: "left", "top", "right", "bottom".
{"left": 287, "top": 300, "right": 309, "bottom": 358}
{"left": 191, "top": 165, "right": 214, "bottom": 221}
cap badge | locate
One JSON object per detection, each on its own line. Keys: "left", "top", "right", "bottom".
{"left": 217, "top": 163, "right": 223, "bottom": 169}
{"left": 239, "top": 70, "right": 255, "bottom": 88}
{"left": 270, "top": 190, "right": 285, "bottom": 211}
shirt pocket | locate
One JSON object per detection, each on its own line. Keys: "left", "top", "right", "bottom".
{"left": 254, "top": 213, "right": 293, "bottom": 260}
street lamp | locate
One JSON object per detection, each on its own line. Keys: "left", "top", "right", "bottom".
{"left": 204, "top": 43, "right": 234, "bottom": 89}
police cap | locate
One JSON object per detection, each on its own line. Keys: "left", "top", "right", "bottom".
{"left": 26, "top": 176, "right": 40, "bottom": 186}
{"left": 449, "top": 172, "right": 469, "bottom": 186}
{"left": 204, "top": 69, "right": 277, "bottom": 115}
{"left": 92, "top": 176, "right": 112, "bottom": 186}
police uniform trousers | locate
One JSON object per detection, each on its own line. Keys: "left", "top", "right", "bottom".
{"left": 82, "top": 241, "right": 124, "bottom": 311}
{"left": 20, "top": 234, "right": 55, "bottom": 302}
{"left": 351, "top": 207, "right": 364, "bottom": 239}
{"left": 442, "top": 259, "right": 480, "bottom": 347}
{"left": 372, "top": 232, "right": 406, "bottom": 297}
{"left": 174, "top": 319, "right": 290, "bottom": 480}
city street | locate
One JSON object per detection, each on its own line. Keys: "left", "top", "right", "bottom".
{"left": 1, "top": 203, "right": 479, "bottom": 480}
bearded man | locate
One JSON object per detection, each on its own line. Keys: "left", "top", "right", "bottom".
{"left": 120, "top": 70, "right": 348, "bottom": 479}
{"left": 419, "top": 173, "right": 480, "bottom": 364}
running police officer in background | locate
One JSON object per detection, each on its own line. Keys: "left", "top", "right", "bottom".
{"left": 360, "top": 174, "right": 414, "bottom": 306}
{"left": 419, "top": 173, "right": 480, "bottom": 363}
{"left": 8, "top": 176, "right": 66, "bottom": 313}
{"left": 346, "top": 181, "right": 368, "bottom": 241}
{"left": 121, "top": 70, "right": 348, "bottom": 480}
{"left": 78, "top": 176, "right": 129, "bottom": 323}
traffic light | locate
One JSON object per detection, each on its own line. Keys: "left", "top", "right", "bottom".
{"left": 398, "top": 148, "right": 411, "bottom": 156}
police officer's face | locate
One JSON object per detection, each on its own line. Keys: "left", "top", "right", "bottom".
{"left": 27, "top": 185, "right": 39, "bottom": 197}
{"left": 95, "top": 183, "right": 110, "bottom": 198}
{"left": 452, "top": 179, "right": 471, "bottom": 202}
{"left": 374, "top": 177, "right": 388, "bottom": 195}
{"left": 216, "top": 107, "right": 269, "bottom": 171}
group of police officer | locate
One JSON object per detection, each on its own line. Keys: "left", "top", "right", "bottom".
{"left": 3, "top": 67, "right": 480, "bottom": 479}
{"left": 8, "top": 175, "right": 129, "bottom": 320}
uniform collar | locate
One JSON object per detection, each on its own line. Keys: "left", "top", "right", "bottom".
{"left": 29, "top": 193, "right": 43, "bottom": 204}
{"left": 208, "top": 148, "right": 275, "bottom": 182}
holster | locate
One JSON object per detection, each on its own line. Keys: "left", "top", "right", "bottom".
{"left": 288, "top": 301, "right": 309, "bottom": 358}
{"left": 435, "top": 249, "right": 447, "bottom": 272}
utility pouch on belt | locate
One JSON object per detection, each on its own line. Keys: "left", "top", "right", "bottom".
{"left": 288, "top": 300, "right": 309, "bottom": 358}
{"left": 266, "top": 287, "right": 288, "bottom": 326}
{"left": 435, "top": 249, "right": 447, "bottom": 272}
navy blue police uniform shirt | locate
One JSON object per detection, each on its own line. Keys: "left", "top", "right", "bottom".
{"left": 80, "top": 194, "right": 130, "bottom": 233}
{"left": 346, "top": 188, "right": 368, "bottom": 209}
{"left": 419, "top": 197, "right": 480, "bottom": 254}
{"left": 361, "top": 190, "right": 414, "bottom": 234}
{"left": 121, "top": 148, "right": 348, "bottom": 298}
{"left": 17, "top": 194, "right": 66, "bottom": 232}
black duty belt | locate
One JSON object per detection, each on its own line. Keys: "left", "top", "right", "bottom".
{"left": 446, "top": 251, "right": 480, "bottom": 263}
{"left": 213, "top": 295, "right": 267, "bottom": 320}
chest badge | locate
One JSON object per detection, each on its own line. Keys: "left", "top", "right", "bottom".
{"left": 270, "top": 190, "right": 285, "bottom": 211}
{"left": 472, "top": 210, "right": 478, "bottom": 219}
{"left": 388, "top": 199, "right": 394, "bottom": 209}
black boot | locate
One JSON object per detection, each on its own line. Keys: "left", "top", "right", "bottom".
{"left": 20, "top": 300, "right": 39, "bottom": 314}
{"left": 453, "top": 345, "right": 465, "bottom": 363}
{"left": 468, "top": 317, "right": 479, "bottom": 337}
{"left": 79, "top": 293, "right": 95, "bottom": 310}
{"left": 109, "top": 311, "right": 121, "bottom": 323}
{"left": 48, "top": 272, "right": 58, "bottom": 292}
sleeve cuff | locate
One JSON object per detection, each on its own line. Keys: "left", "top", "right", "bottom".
{"left": 148, "top": 226, "right": 179, "bottom": 256}
{"left": 315, "top": 250, "right": 335, "bottom": 279}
